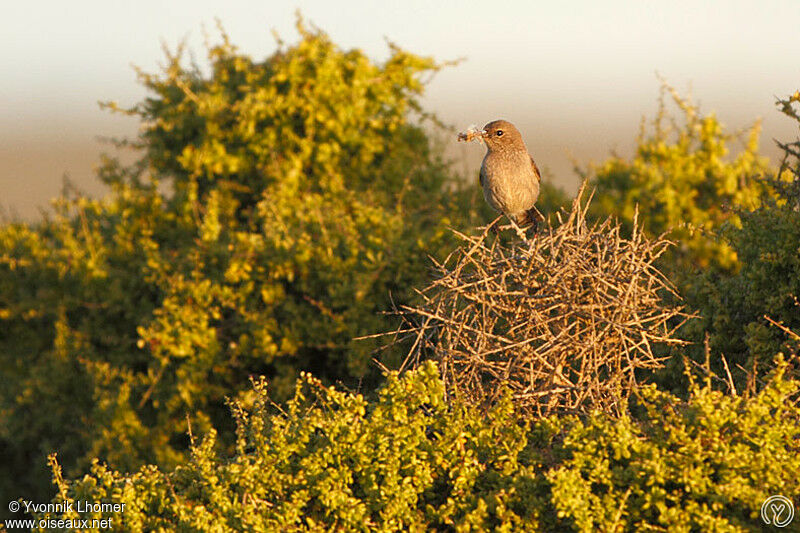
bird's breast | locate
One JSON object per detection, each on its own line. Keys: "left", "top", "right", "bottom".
{"left": 481, "top": 151, "right": 540, "bottom": 215}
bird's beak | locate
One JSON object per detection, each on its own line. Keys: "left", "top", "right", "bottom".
{"left": 479, "top": 129, "right": 488, "bottom": 138}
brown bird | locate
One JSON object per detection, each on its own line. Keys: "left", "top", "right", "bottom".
{"left": 474, "top": 120, "right": 543, "bottom": 232}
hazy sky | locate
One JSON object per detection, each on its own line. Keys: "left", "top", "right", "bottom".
{"left": 2, "top": 1, "right": 799, "bottom": 219}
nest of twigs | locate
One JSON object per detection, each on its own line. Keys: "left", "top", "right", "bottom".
{"left": 397, "top": 185, "right": 688, "bottom": 417}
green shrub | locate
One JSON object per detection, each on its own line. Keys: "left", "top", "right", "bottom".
{"left": 38, "top": 360, "right": 800, "bottom": 532}
{"left": 0, "top": 19, "right": 477, "bottom": 506}
{"left": 587, "top": 83, "right": 771, "bottom": 275}
{"left": 585, "top": 85, "right": 800, "bottom": 393}
{"left": 682, "top": 91, "right": 800, "bottom": 384}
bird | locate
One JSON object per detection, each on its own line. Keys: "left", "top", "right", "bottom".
{"left": 465, "top": 120, "right": 543, "bottom": 233}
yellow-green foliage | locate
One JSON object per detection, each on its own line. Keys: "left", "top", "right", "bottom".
{"left": 681, "top": 92, "right": 800, "bottom": 382}
{"left": 589, "top": 85, "right": 770, "bottom": 272}
{"left": 38, "top": 361, "right": 800, "bottom": 532}
{"left": 124, "top": 20, "right": 443, "bottom": 203}
{"left": 0, "top": 20, "right": 474, "bottom": 505}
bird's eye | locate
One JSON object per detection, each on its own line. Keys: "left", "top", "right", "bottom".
{"left": 496, "top": 130, "right": 504, "bottom": 137}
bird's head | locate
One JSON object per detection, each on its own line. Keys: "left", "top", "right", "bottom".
{"left": 481, "top": 120, "right": 525, "bottom": 152}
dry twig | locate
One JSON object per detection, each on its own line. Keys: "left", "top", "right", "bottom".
{"left": 397, "top": 183, "right": 688, "bottom": 417}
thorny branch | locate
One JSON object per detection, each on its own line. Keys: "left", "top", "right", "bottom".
{"left": 395, "top": 184, "right": 688, "bottom": 417}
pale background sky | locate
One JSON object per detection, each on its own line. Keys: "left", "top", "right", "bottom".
{"left": 2, "top": 0, "right": 799, "bottom": 219}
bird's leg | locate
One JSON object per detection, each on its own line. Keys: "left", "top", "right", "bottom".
{"left": 508, "top": 217, "right": 529, "bottom": 242}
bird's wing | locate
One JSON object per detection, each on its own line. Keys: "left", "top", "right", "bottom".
{"left": 530, "top": 156, "right": 541, "bottom": 183}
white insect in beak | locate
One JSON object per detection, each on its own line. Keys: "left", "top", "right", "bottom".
{"left": 457, "top": 124, "right": 488, "bottom": 144}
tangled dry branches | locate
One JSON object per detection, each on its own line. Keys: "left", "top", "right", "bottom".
{"left": 399, "top": 185, "right": 688, "bottom": 417}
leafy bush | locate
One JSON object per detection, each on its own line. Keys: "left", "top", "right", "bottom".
{"left": 0, "top": 19, "right": 478, "bottom": 505}
{"left": 584, "top": 84, "right": 800, "bottom": 392}
{"left": 587, "top": 83, "right": 771, "bottom": 275}
{"left": 683, "top": 91, "right": 800, "bottom": 384}
{"left": 39, "top": 360, "right": 800, "bottom": 532}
